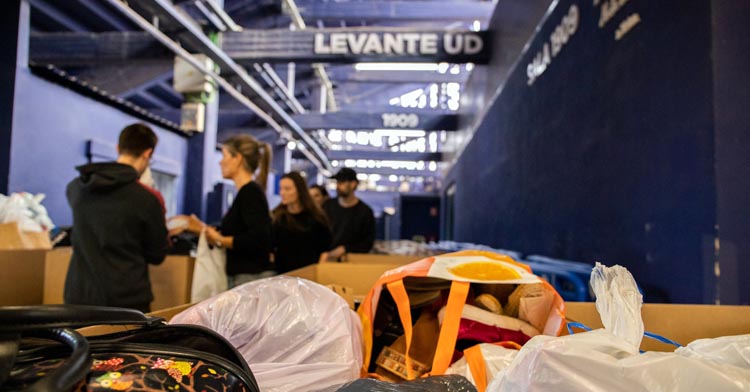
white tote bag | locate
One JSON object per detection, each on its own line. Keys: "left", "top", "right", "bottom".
{"left": 190, "top": 229, "right": 228, "bottom": 302}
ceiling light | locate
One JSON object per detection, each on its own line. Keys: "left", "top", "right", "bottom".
{"left": 354, "top": 63, "right": 440, "bottom": 71}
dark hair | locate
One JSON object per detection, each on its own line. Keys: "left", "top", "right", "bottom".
{"left": 309, "top": 184, "right": 330, "bottom": 200}
{"left": 118, "top": 123, "right": 158, "bottom": 156}
{"left": 272, "top": 171, "right": 329, "bottom": 230}
{"left": 222, "top": 134, "right": 272, "bottom": 190}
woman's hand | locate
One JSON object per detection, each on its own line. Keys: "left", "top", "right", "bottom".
{"left": 205, "top": 226, "right": 224, "bottom": 247}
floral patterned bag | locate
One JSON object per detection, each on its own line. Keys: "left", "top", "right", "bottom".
{"left": 0, "top": 305, "right": 259, "bottom": 391}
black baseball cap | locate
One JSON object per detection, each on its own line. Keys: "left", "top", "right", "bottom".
{"left": 331, "top": 167, "right": 358, "bottom": 182}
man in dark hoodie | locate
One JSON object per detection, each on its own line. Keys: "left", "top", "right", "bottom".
{"left": 65, "top": 123, "right": 168, "bottom": 312}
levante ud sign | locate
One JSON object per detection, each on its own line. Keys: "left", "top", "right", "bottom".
{"left": 313, "top": 32, "right": 485, "bottom": 57}
{"left": 222, "top": 29, "right": 490, "bottom": 63}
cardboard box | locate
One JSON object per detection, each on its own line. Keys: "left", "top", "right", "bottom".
{"left": 78, "top": 303, "right": 195, "bottom": 336}
{"left": 285, "top": 262, "right": 400, "bottom": 306}
{"left": 0, "top": 222, "right": 51, "bottom": 250}
{"left": 43, "top": 247, "right": 73, "bottom": 304}
{"left": 149, "top": 255, "right": 195, "bottom": 311}
{"left": 564, "top": 302, "right": 750, "bottom": 351}
{"left": 0, "top": 249, "right": 47, "bottom": 305}
{"left": 40, "top": 247, "right": 195, "bottom": 311}
{"left": 343, "top": 253, "right": 421, "bottom": 265}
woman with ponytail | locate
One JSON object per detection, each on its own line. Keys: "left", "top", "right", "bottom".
{"left": 175, "top": 134, "right": 275, "bottom": 288}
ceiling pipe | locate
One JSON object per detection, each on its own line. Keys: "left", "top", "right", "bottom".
{"left": 282, "top": 0, "right": 339, "bottom": 112}
{"left": 106, "top": 0, "right": 332, "bottom": 175}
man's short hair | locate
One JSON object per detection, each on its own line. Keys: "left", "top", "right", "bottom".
{"left": 118, "top": 123, "right": 158, "bottom": 157}
{"left": 331, "top": 167, "right": 358, "bottom": 183}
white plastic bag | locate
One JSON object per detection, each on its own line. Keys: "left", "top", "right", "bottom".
{"left": 589, "top": 262, "right": 644, "bottom": 347}
{"left": 0, "top": 192, "right": 54, "bottom": 232}
{"left": 488, "top": 263, "right": 750, "bottom": 392}
{"left": 446, "top": 344, "right": 518, "bottom": 387}
{"left": 190, "top": 230, "right": 227, "bottom": 302}
{"left": 171, "top": 276, "right": 363, "bottom": 392}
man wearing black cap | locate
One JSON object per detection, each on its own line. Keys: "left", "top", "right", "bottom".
{"left": 323, "top": 167, "right": 375, "bottom": 260}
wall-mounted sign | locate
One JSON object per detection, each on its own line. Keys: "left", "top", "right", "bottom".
{"left": 526, "top": 4, "right": 579, "bottom": 86}
{"left": 313, "top": 32, "right": 483, "bottom": 56}
{"left": 223, "top": 29, "right": 491, "bottom": 64}
{"left": 381, "top": 113, "right": 420, "bottom": 128}
{"left": 291, "top": 112, "right": 459, "bottom": 131}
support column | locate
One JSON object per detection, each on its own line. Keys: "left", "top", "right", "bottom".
{"left": 0, "top": 0, "right": 23, "bottom": 194}
{"left": 184, "top": 94, "right": 220, "bottom": 220}
{"left": 712, "top": 1, "right": 750, "bottom": 305}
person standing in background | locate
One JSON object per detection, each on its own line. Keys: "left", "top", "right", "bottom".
{"left": 173, "top": 134, "right": 274, "bottom": 288}
{"left": 65, "top": 123, "right": 168, "bottom": 312}
{"left": 271, "top": 172, "right": 332, "bottom": 273}
{"left": 308, "top": 184, "right": 330, "bottom": 209}
{"left": 323, "top": 167, "right": 375, "bottom": 260}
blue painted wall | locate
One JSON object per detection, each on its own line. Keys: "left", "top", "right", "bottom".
{"left": 8, "top": 66, "right": 189, "bottom": 227}
{"left": 446, "top": 0, "right": 749, "bottom": 304}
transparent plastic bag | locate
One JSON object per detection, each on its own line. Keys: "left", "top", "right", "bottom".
{"left": 171, "top": 276, "right": 363, "bottom": 392}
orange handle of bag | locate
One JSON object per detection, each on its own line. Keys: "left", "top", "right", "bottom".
{"left": 386, "top": 280, "right": 415, "bottom": 379}
{"left": 431, "top": 280, "right": 470, "bottom": 375}
{"left": 464, "top": 344, "right": 488, "bottom": 392}
{"left": 387, "top": 280, "right": 470, "bottom": 379}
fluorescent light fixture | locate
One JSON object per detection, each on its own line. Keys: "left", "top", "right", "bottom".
{"left": 374, "top": 129, "right": 426, "bottom": 138}
{"left": 354, "top": 63, "right": 440, "bottom": 71}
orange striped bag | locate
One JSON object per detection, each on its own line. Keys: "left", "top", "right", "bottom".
{"left": 357, "top": 250, "right": 566, "bottom": 389}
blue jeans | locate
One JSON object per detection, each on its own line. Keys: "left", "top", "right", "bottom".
{"left": 227, "top": 270, "right": 277, "bottom": 289}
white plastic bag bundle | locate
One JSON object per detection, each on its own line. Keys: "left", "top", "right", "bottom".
{"left": 171, "top": 276, "right": 363, "bottom": 392}
{"left": 0, "top": 192, "right": 54, "bottom": 231}
{"left": 488, "top": 262, "right": 750, "bottom": 392}
{"left": 589, "top": 262, "right": 644, "bottom": 347}
{"left": 190, "top": 229, "right": 228, "bottom": 302}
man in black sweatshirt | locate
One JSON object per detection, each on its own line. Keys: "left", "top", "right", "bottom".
{"left": 323, "top": 167, "right": 375, "bottom": 260}
{"left": 65, "top": 123, "right": 168, "bottom": 312}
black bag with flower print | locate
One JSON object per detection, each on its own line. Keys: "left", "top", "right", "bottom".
{"left": 0, "top": 305, "right": 259, "bottom": 391}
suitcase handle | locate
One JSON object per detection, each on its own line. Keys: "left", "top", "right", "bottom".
{"left": 0, "top": 305, "right": 163, "bottom": 332}
{"left": 20, "top": 328, "right": 91, "bottom": 392}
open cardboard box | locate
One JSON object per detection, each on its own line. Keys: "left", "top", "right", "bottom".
{"left": 78, "top": 303, "right": 195, "bottom": 336}
{"left": 287, "top": 261, "right": 750, "bottom": 352}
{"left": 564, "top": 302, "right": 750, "bottom": 352}
{"left": 0, "top": 221, "right": 52, "bottom": 250}
{"left": 42, "top": 247, "right": 195, "bottom": 311}
{"left": 342, "top": 253, "right": 422, "bottom": 265}
{"left": 285, "top": 261, "right": 403, "bottom": 308}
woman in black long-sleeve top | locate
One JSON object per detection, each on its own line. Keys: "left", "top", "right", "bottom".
{"left": 175, "top": 134, "right": 274, "bottom": 288}
{"left": 271, "top": 172, "right": 332, "bottom": 273}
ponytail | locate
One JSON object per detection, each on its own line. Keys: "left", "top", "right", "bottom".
{"left": 257, "top": 142, "right": 272, "bottom": 190}
{"left": 223, "top": 135, "right": 272, "bottom": 189}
